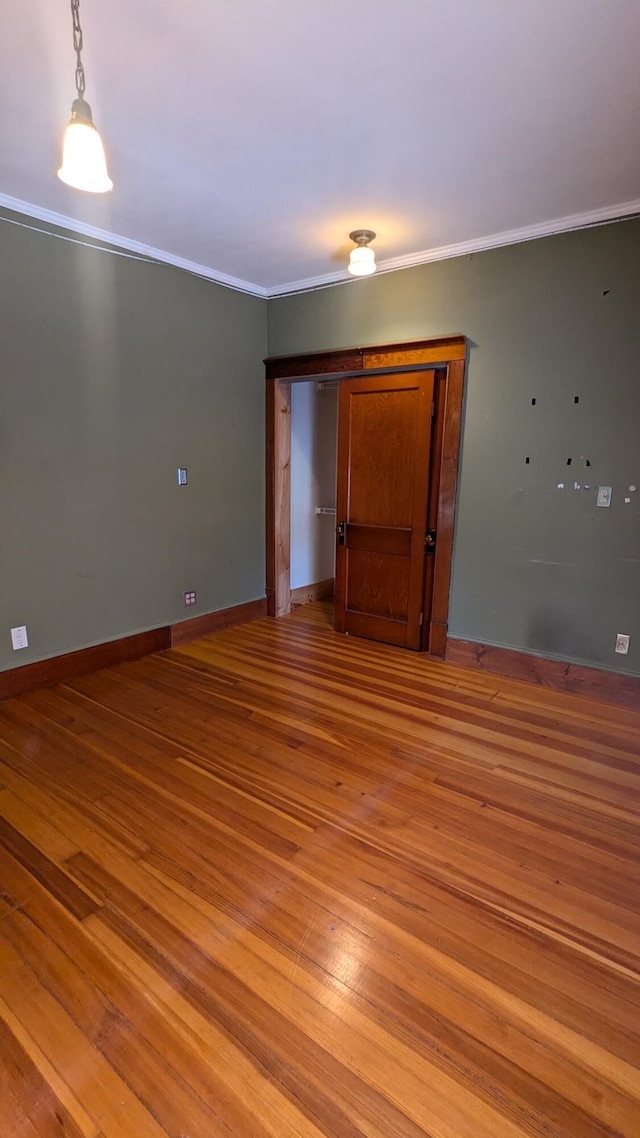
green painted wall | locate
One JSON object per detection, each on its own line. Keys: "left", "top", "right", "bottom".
{"left": 268, "top": 219, "right": 640, "bottom": 676}
{"left": 0, "top": 209, "right": 267, "bottom": 673}
{"left": 3, "top": 210, "right": 638, "bottom": 679}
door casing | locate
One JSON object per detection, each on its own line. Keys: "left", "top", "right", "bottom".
{"left": 265, "top": 335, "right": 467, "bottom": 657}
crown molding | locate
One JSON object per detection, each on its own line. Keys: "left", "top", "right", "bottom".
{"left": 2, "top": 190, "right": 639, "bottom": 301}
{"left": 0, "top": 192, "right": 267, "bottom": 298}
{"left": 265, "top": 197, "right": 640, "bottom": 298}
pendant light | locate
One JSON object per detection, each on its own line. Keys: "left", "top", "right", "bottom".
{"left": 348, "top": 230, "right": 376, "bottom": 277}
{"left": 58, "top": 0, "right": 113, "bottom": 193}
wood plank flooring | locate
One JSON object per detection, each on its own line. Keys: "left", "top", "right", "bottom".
{"left": 0, "top": 601, "right": 639, "bottom": 1138}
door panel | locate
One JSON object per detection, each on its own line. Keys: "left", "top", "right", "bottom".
{"left": 335, "top": 370, "right": 435, "bottom": 650}
{"left": 345, "top": 550, "right": 410, "bottom": 621}
{"left": 346, "top": 524, "right": 412, "bottom": 556}
{"left": 347, "top": 389, "right": 418, "bottom": 525}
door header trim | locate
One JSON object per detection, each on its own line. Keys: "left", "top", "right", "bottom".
{"left": 265, "top": 335, "right": 466, "bottom": 380}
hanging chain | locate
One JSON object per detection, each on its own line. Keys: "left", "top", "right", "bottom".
{"left": 71, "top": 0, "right": 86, "bottom": 100}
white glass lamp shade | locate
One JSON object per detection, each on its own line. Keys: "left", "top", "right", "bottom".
{"left": 348, "top": 244, "right": 376, "bottom": 277}
{"left": 58, "top": 99, "right": 113, "bottom": 193}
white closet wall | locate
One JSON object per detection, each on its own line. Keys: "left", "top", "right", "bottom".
{"left": 290, "top": 381, "right": 338, "bottom": 590}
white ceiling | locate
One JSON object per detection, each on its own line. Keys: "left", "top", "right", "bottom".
{"left": 1, "top": 0, "right": 639, "bottom": 296}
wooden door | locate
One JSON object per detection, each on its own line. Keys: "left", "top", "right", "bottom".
{"left": 335, "top": 370, "right": 435, "bottom": 649}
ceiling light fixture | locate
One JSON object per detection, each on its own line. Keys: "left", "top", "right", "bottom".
{"left": 57, "top": 0, "right": 113, "bottom": 193}
{"left": 348, "top": 230, "right": 377, "bottom": 277}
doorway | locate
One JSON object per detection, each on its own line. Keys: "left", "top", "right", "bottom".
{"left": 265, "top": 336, "right": 467, "bottom": 657}
{"left": 289, "top": 379, "right": 338, "bottom": 608}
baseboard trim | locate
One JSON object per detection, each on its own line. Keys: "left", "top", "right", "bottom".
{"left": 7, "top": 610, "right": 633, "bottom": 709}
{"left": 0, "top": 597, "right": 268, "bottom": 702}
{"left": 290, "top": 579, "right": 335, "bottom": 607}
{"left": 0, "top": 627, "right": 171, "bottom": 703}
{"left": 170, "top": 597, "right": 267, "bottom": 646}
{"left": 446, "top": 638, "right": 640, "bottom": 710}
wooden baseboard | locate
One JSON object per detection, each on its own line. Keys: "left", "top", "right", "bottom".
{"left": 0, "top": 627, "right": 171, "bottom": 703}
{"left": 0, "top": 597, "right": 267, "bottom": 703}
{"left": 170, "top": 597, "right": 267, "bottom": 646}
{"left": 446, "top": 637, "right": 640, "bottom": 710}
{"left": 290, "top": 579, "right": 334, "bottom": 607}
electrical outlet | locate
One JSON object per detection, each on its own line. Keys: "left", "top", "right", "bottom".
{"left": 184, "top": 590, "right": 197, "bottom": 607}
{"left": 177, "top": 468, "right": 188, "bottom": 486}
{"left": 596, "top": 486, "right": 612, "bottom": 507}
{"left": 615, "top": 633, "right": 630, "bottom": 654}
{"left": 11, "top": 625, "right": 29, "bottom": 650}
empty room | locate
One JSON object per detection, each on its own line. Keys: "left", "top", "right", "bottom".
{"left": 1, "top": 2, "right": 639, "bottom": 1136}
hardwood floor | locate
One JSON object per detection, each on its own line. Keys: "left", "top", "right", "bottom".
{"left": 1, "top": 601, "right": 639, "bottom": 1138}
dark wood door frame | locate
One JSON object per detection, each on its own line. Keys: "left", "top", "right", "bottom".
{"left": 265, "top": 335, "right": 467, "bottom": 657}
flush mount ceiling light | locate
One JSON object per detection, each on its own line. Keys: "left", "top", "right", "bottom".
{"left": 348, "top": 230, "right": 377, "bottom": 277}
{"left": 57, "top": 0, "right": 113, "bottom": 193}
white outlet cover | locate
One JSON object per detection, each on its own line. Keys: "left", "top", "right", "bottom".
{"left": 596, "top": 486, "right": 612, "bottom": 507}
{"left": 615, "top": 633, "right": 630, "bottom": 654}
{"left": 11, "top": 625, "right": 28, "bottom": 650}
